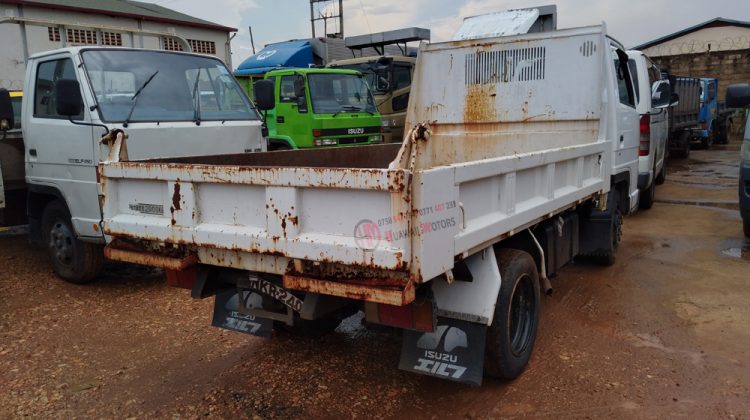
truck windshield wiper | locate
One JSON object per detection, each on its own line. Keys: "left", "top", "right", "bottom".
{"left": 332, "top": 105, "right": 373, "bottom": 117}
{"left": 191, "top": 68, "right": 202, "bottom": 126}
{"left": 123, "top": 70, "right": 159, "bottom": 128}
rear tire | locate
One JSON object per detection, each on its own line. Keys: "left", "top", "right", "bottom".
{"left": 655, "top": 163, "right": 666, "bottom": 185}
{"left": 485, "top": 248, "right": 540, "bottom": 380}
{"left": 744, "top": 219, "right": 750, "bottom": 238}
{"left": 639, "top": 175, "right": 656, "bottom": 210}
{"left": 41, "top": 201, "right": 103, "bottom": 283}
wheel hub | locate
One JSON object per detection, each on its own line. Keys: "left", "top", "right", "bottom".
{"left": 49, "top": 222, "right": 74, "bottom": 266}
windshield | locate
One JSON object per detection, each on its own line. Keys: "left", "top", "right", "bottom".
{"left": 82, "top": 50, "right": 258, "bottom": 123}
{"left": 308, "top": 73, "right": 378, "bottom": 114}
{"left": 335, "top": 64, "right": 392, "bottom": 94}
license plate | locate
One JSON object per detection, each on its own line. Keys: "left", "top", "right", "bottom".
{"left": 247, "top": 275, "right": 304, "bottom": 313}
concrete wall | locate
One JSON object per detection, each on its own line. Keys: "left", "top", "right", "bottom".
{"left": 0, "top": 3, "right": 231, "bottom": 90}
{"left": 650, "top": 49, "right": 750, "bottom": 101}
{"left": 641, "top": 25, "right": 750, "bottom": 57}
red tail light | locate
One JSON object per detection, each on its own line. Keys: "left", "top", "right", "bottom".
{"left": 639, "top": 114, "right": 650, "bottom": 157}
{"left": 312, "top": 129, "right": 321, "bottom": 137}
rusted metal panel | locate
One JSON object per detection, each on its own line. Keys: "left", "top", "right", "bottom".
{"left": 283, "top": 274, "right": 415, "bottom": 306}
{"left": 103, "top": 245, "right": 197, "bottom": 270}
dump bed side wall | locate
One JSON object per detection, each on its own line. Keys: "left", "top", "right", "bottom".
{"left": 405, "top": 26, "right": 610, "bottom": 281}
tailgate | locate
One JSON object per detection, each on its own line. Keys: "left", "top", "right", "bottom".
{"left": 101, "top": 161, "right": 411, "bottom": 273}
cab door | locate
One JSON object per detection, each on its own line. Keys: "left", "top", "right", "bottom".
{"left": 611, "top": 46, "right": 640, "bottom": 212}
{"left": 271, "top": 74, "right": 311, "bottom": 148}
{"left": 24, "top": 53, "right": 99, "bottom": 239}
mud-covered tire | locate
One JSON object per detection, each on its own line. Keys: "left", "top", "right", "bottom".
{"left": 744, "top": 219, "right": 750, "bottom": 238}
{"left": 41, "top": 201, "right": 103, "bottom": 283}
{"left": 485, "top": 248, "right": 540, "bottom": 380}
{"left": 639, "top": 177, "right": 656, "bottom": 210}
{"left": 274, "top": 317, "right": 342, "bottom": 338}
{"left": 655, "top": 163, "right": 666, "bottom": 185}
{"left": 588, "top": 202, "right": 623, "bottom": 266}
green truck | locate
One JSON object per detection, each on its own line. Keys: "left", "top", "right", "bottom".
{"left": 259, "top": 68, "right": 383, "bottom": 150}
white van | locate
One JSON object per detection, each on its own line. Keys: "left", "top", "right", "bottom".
{"left": 626, "top": 50, "right": 670, "bottom": 209}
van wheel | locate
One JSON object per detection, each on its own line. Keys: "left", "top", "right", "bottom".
{"left": 655, "top": 163, "right": 666, "bottom": 185}
{"left": 41, "top": 201, "right": 103, "bottom": 283}
{"left": 485, "top": 248, "right": 540, "bottom": 380}
{"left": 639, "top": 168, "right": 656, "bottom": 210}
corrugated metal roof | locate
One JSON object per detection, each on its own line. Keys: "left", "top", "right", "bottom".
{"left": 633, "top": 17, "right": 750, "bottom": 50}
{"left": 2, "top": 0, "right": 235, "bottom": 32}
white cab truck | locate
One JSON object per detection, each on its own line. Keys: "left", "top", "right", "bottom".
{"left": 626, "top": 50, "right": 672, "bottom": 210}
{"left": 95, "top": 24, "right": 639, "bottom": 385}
{"left": 0, "top": 46, "right": 264, "bottom": 283}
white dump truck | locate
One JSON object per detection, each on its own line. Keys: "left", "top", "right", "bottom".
{"left": 0, "top": 18, "right": 265, "bottom": 283}
{"left": 92, "top": 24, "right": 640, "bottom": 385}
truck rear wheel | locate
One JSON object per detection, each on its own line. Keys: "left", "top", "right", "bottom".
{"left": 744, "top": 219, "right": 750, "bottom": 238}
{"left": 41, "top": 201, "right": 103, "bottom": 283}
{"left": 485, "top": 248, "right": 540, "bottom": 380}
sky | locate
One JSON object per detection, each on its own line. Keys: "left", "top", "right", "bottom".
{"left": 145, "top": 0, "right": 750, "bottom": 69}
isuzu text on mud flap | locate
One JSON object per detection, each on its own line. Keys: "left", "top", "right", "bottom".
{"left": 100, "top": 15, "right": 641, "bottom": 386}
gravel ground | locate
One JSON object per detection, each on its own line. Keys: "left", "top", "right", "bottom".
{"left": 1, "top": 144, "right": 749, "bottom": 419}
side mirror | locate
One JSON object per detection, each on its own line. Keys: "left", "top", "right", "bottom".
{"left": 55, "top": 79, "right": 83, "bottom": 117}
{"left": 253, "top": 79, "right": 275, "bottom": 111}
{"left": 726, "top": 83, "right": 750, "bottom": 108}
{"left": 670, "top": 92, "right": 679, "bottom": 107}
{"left": 651, "top": 80, "right": 671, "bottom": 109}
{"left": 293, "top": 76, "right": 305, "bottom": 98}
{"left": 0, "top": 89, "right": 14, "bottom": 131}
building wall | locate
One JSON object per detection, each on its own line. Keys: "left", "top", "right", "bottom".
{"left": 0, "top": 3, "right": 230, "bottom": 90}
{"left": 650, "top": 50, "right": 750, "bottom": 101}
{"left": 641, "top": 26, "right": 750, "bottom": 57}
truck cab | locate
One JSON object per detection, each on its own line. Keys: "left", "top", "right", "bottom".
{"left": 328, "top": 56, "right": 416, "bottom": 143}
{"left": 626, "top": 50, "right": 671, "bottom": 209}
{"left": 0, "top": 46, "right": 264, "bottom": 282}
{"left": 262, "top": 68, "right": 383, "bottom": 150}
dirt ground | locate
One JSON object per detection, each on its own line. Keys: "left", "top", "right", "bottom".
{"left": 1, "top": 142, "right": 749, "bottom": 419}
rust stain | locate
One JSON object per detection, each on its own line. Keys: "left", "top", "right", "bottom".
{"left": 172, "top": 182, "right": 181, "bottom": 211}
{"left": 464, "top": 84, "right": 497, "bottom": 123}
{"left": 283, "top": 275, "right": 415, "bottom": 306}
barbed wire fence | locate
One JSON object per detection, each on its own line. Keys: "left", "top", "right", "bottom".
{"left": 645, "top": 36, "right": 750, "bottom": 56}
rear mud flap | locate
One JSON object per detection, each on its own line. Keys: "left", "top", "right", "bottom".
{"left": 399, "top": 317, "right": 486, "bottom": 386}
{"left": 212, "top": 288, "right": 273, "bottom": 337}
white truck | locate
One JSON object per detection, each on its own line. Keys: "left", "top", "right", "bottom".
{"left": 93, "top": 24, "right": 639, "bottom": 385}
{"left": 0, "top": 21, "right": 266, "bottom": 283}
{"left": 626, "top": 50, "right": 672, "bottom": 209}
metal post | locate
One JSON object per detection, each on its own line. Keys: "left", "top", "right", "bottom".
{"left": 338, "top": 0, "right": 343, "bottom": 38}
{"left": 310, "top": 1, "right": 315, "bottom": 38}
{"left": 249, "top": 26, "right": 256, "bottom": 54}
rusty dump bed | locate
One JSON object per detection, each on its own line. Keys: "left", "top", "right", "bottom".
{"left": 101, "top": 26, "right": 612, "bottom": 306}
{"left": 145, "top": 143, "right": 402, "bottom": 169}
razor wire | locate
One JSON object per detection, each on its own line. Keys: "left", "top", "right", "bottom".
{"left": 0, "top": 79, "right": 24, "bottom": 91}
